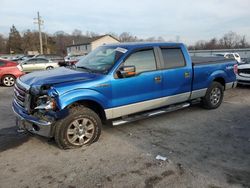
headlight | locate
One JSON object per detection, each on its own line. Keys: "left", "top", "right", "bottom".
{"left": 35, "top": 96, "right": 57, "bottom": 110}
{"left": 17, "top": 64, "right": 23, "bottom": 71}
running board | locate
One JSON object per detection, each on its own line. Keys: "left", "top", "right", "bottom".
{"left": 112, "top": 102, "right": 190, "bottom": 126}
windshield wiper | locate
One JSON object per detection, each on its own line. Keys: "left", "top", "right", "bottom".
{"left": 76, "top": 66, "right": 93, "bottom": 73}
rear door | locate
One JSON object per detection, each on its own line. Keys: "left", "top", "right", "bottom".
{"left": 21, "top": 59, "right": 36, "bottom": 72}
{"left": 34, "top": 58, "right": 48, "bottom": 70}
{"left": 110, "top": 48, "right": 163, "bottom": 118}
{"left": 0, "top": 61, "right": 6, "bottom": 77}
{"left": 158, "top": 47, "right": 192, "bottom": 104}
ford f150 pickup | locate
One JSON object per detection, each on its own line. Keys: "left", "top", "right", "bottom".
{"left": 12, "top": 43, "right": 237, "bottom": 149}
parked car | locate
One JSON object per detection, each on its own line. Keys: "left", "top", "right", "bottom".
{"left": 237, "top": 59, "right": 250, "bottom": 85}
{"left": 0, "top": 59, "right": 24, "bottom": 87}
{"left": 64, "top": 55, "right": 83, "bottom": 65}
{"left": 19, "top": 57, "right": 59, "bottom": 72}
{"left": 35, "top": 54, "right": 64, "bottom": 63}
{"left": 13, "top": 42, "right": 237, "bottom": 149}
{"left": 12, "top": 55, "right": 34, "bottom": 63}
{"left": 215, "top": 53, "right": 241, "bottom": 63}
{"left": 59, "top": 55, "right": 85, "bottom": 67}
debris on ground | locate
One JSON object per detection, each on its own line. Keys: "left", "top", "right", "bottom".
{"left": 155, "top": 155, "right": 167, "bottom": 161}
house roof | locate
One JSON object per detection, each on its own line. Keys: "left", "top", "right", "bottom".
{"left": 67, "top": 34, "right": 119, "bottom": 47}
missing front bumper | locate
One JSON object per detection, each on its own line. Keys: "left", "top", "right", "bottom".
{"left": 13, "top": 101, "right": 54, "bottom": 137}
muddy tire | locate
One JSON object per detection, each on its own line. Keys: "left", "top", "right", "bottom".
{"left": 202, "top": 81, "right": 224, "bottom": 109}
{"left": 54, "top": 106, "right": 102, "bottom": 149}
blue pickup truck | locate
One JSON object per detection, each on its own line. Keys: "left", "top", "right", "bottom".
{"left": 13, "top": 42, "right": 237, "bottom": 149}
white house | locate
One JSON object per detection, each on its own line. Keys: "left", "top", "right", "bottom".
{"left": 66, "top": 35, "right": 120, "bottom": 55}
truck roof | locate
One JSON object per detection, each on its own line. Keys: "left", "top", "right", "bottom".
{"left": 105, "top": 42, "right": 185, "bottom": 50}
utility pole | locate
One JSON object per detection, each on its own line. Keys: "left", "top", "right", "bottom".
{"left": 34, "top": 12, "right": 44, "bottom": 54}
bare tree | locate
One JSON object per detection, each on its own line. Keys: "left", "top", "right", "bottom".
{"left": 0, "top": 34, "right": 7, "bottom": 53}
{"left": 119, "top": 32, "right": 139, "bottom": 42}
{"left": 53, "top": 31, "right": 72, "bottom": 55}
{"left": 22, "top": 30, "right": 40, "bottom": 53}
{"left": 72, "top": 29, "right": 82, "bottom": 36}
{"left": 190, "top": 31, "right": 250, "bottom": 50}
{"left": 239, "top": 35, "right": 248, "bottom": 48}
{"left": 86, "top": 31, "right": 99, "bottom": 38}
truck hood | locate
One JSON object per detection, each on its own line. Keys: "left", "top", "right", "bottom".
{"left": 20, "top": 67, "right": 97, "bottom": 86}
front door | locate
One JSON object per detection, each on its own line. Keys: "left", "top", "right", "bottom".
{"left": 111, "top": 48, "right": 163, "bottom": 118}
{"left": 34, "top": 58, "right": 48, "bottom": 70}
{"left": 21, "top": 59, "right": 36, "bottom": 72}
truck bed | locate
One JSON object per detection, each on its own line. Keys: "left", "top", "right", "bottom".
{"left": 191, "top": 56, "right": 236, "bottom": 92}
{"left": 191, "top": 56, "right": 234, "bottom": 65}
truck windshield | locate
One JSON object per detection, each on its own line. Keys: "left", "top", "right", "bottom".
{"left": 75, "top": 46, "right": 126, "bottom": 74}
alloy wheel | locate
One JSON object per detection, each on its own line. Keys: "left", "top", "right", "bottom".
{"left": 3, "top": 76, "right": 15, "bottom": 86}
{"left": 66, "top": 117, "right": 95, "bottom": 146}
{"left": 210, "top": 87, "right": 221, "bottom": 106}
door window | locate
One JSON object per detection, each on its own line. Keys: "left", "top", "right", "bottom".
{"left": 225, "top": 54, "right": 234, "bottom": 59}
{"left": 0, "top": 61, "right": 5, "bottom": 66}
{"left": 123, "top": 49, "right": 156, "bottom": 74}
{"left": 36, "top": 58, "right": 48, "bottom": 63}
{"left": 25, "top": 59, "right": 35, "bottom": 64}
{"left": 161, "top": 48, "right": 185, "bottom": 69}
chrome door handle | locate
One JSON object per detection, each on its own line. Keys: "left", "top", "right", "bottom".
{"left": 185, "top": 72, "right": 190, "bottom": 78}
{"left": 154, "top": 76, "right": 161, "bottom": 82}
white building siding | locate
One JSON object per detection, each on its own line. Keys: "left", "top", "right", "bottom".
{"left": 91, "top": 35, "right": 119, "bottom": 50}
{"left": 66, "top": 35, "right": 119, "bottom": 55}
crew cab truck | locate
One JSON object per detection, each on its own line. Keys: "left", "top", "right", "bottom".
{"left": 12, "top": 43, "right": 237, "bottom": 149}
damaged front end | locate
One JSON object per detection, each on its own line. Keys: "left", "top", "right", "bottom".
{"left": 12, "top": 78, "right": 67, "bottom": 137}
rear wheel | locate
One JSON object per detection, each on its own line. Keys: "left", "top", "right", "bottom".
{"left": 202, "top": 81, "right": 224, "bottom": 109}
{"left": 46, "top": 66, "right": 54, "bottom": 70}
{"left": 54, "top": 106, "right": 102, "bottom": 149}
{"left": 2, "top": 75, "right": 16, "bottom": 87}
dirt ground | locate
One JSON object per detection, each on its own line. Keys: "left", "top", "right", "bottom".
{"left": 0, "top": 86, "right": 249, "bottom": 188}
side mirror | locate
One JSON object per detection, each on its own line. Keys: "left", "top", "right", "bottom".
{"left": 118, "top": 65, "right": 136, "bottom": 78}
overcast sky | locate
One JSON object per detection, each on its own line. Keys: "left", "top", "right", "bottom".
{"left": 1, "top": 0, "right": 250, "bottom": 44}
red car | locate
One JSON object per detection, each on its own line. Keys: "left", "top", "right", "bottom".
{"left": 0, "top": 59, "right": 25, "bottom": 87}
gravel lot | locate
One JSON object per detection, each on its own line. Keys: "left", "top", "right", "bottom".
{"left": 0, "top": 86, "right": 249, "bottom": 188}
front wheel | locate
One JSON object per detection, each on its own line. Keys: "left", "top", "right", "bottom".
{"left": 2, "top": 75, "right": 16, "bottom": 87}
{"left": 202, "top": 81, "right": 224, "bottom": 109}
{"left": 54, "top": 106, "right": 102, "bottom": 149}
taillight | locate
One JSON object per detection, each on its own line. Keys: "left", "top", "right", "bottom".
{"left": 233, "top": 64, "right": 238, "bottom": 74}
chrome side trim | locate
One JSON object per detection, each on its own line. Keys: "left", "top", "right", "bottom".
{"left": 105, "top": 109, "right": 113, "bottom": 120}
{"left": 112, "top": 102, "right": 190, "bottom": 126}
{"left": 225, "top": 81, "right": 237, "bottom": 90}
{"left": 105, "top": 92, "right": 190, "bottom": 119}
{"left": 113, "top": 120, "right": 129, "bottom": 126}
{"left": 190, "top": 88, "right": 207, "bottom": 99}
{"left": 148, "top": 111, "right": 165, "bottom": 116}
